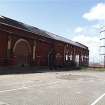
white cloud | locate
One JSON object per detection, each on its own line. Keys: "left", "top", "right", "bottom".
{"left": 74, "top": 27, "right": 84, "bottom": 33}
{"left": 92, "top": 24, "right": 101, "bottom": 29}
{"left": 72, "top": 35, "right": 100, "bottom": 63}
{"left": 83, "top": 3, "right": 105, "bottom": 21}
{"left": 72, "top": 3, "right": 105, "bottom": 64}
{"left": 74, "top": 25, "right": 100, "bottom": 37}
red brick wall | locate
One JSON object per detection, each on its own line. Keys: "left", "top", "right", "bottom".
{"left": 0, "top": 31, "right": 8, "bottom": 58}
{"left": 54, "top": 42, "right": 64, "bottom": 65}
{"left": 0, "top": 23, "right": 89, "bottom": 67}
{"left": 36, "top": 40, "right": 51, "bottom": 66}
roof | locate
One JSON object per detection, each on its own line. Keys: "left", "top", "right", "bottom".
{"left": 0, "top": 16, "right": 88, "bottom": 49}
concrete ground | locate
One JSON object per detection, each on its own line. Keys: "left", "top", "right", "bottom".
{"left": 0, "top": 69, "right": 105, "bottom": 105}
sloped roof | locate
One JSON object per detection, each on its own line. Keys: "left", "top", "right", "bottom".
{"left": 0, "top": 16, "right": 88, "bottom": 49}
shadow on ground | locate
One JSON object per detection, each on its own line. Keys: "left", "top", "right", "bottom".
{"left": 0, "top": 66, "right": 81, "bottom": 75}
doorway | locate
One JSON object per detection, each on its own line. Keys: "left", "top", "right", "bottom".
{"left": 13, "top": 39, "right": 31, "bottom": 66}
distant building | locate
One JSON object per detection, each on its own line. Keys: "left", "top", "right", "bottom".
{"left": 0, "top": 16, "right": 89, "bottom": 68}
{"left": 100, "top": 27, "right": 105, "bottom": 67}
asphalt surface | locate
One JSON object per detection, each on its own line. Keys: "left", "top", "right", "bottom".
{"left": 0, "top": 70, "right": 105, "bottom": 105}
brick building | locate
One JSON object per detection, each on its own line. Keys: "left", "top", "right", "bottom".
{"left": 0, "top": 16, "right": 89, "bottom": 67}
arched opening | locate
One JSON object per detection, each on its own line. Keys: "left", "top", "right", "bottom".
{"left": 13, "top": 39, "right": 31, "bottom": 66}
{"left": 64, "top": 44, "right": 69, "bottom": 61}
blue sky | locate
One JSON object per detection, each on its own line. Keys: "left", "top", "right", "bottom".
{"left": 0, "top": 0, "right": 103, "bottom": 37}
{"left": 0, "top": 0, "right": 105, "bottom": 63}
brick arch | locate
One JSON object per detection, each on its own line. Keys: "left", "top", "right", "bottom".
{"left": 13, "top": 39, "right": 31, "bottom": 65}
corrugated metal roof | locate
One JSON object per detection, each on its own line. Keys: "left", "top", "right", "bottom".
{"left": 44, "top": 31, "right": 88, "bottom": 49}
{"left": 0, "top": 16, "right": 87, "bottom": 49}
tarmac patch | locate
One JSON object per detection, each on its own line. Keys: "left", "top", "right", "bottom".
{"left": 57, "top": 74, "right": 97, "bottom": 80}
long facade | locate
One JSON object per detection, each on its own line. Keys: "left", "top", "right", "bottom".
{"left": 0, "top": 16, "right": 89, "bottom": 67}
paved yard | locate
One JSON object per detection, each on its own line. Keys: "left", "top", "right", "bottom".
{"left": 0, "top": 69, "right": 105, "bottom": 105}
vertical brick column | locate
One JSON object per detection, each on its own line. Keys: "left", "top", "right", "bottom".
{"left": 72, "top": 46, "right": 76, "bottom": 62}
{"left": 32, "top": 41, "right": 36, "bottom": 64}
{"left": 79, "top": 49, "right": 82, "bottom": 66}
{"left": 7, "top": 36, "right": 12, "bottom": 58}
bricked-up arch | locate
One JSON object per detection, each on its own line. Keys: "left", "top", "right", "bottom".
{"left": 13, "top": 39, "right": 31, "bottom": 65}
